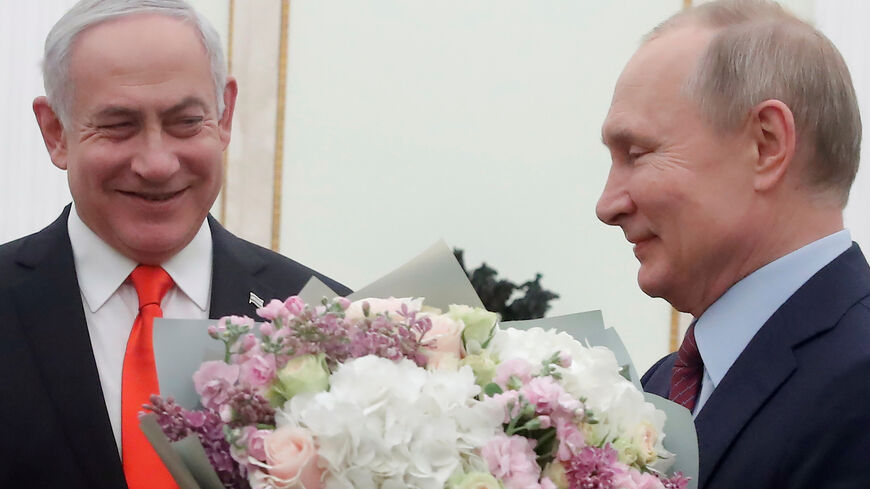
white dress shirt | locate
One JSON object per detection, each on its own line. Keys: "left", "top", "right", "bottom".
{"left": 67, "top": 205, "right": 213, "bottom": 452}
{"left": 691, "top": 229, "right": 852, "bottom": 416}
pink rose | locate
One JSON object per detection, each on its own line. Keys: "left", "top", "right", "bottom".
{"left": 192, "top": 360, "right": 239, "bottom": 410}
{"left": 420, "top": 314, "right": 463, "bottom": 367}
{"left": 251, "top": 426, "right": 323, "bottom": 489}
{"left": 247, "top": 428, "right": 272, "bottom": 462}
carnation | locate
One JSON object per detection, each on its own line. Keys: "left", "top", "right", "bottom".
{"left": 489, "top": 327, "right": 673, "bottom": 472}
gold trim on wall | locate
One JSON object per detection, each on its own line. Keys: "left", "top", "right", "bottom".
{"left": 271, "top": 0, "right": 290, "bottom": 251}
{"left": 220, "top": 0, "right": 236, "bottom": 225}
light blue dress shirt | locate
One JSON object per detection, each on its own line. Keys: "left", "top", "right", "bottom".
{"left": 691, "top": 229, "right": 852, "bottom": 416}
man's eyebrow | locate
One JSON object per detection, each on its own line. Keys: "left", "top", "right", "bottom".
{"left": 161, "top": 97, "right": 210, "bottom": 117}
{"left": 93, "top": 106, "right": 140, "bottom": 120}
{"left": 601, "top": 127, "right": 656, "bottom": 149}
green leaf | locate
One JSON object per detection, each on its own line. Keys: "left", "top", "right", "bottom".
{"left": 483, "top": 383, "right": 503, "bottom": 397}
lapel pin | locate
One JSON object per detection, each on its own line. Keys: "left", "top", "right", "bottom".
{"left": 249, "top": 292, "right": 264, "bottom": 309}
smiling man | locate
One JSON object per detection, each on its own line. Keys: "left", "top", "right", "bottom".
{"left": 597, "top": 1, "right": 870, "bottom": 488}
{"left": 0, "top": 1, "right": 348, "bottom": 488}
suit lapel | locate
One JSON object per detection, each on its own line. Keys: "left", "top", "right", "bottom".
{"left": 13, "top": 207, "right": 126, "bottom": 489}
{"left": 694, "top": 244, "right": 870, "bottom": 488}
{"left": 207, "top": 216, "right": 276, "bottom": 319}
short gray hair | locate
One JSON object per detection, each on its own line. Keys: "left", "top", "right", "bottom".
{"left": 43, "top": 0, "right": 227, "bottom": 126}
{"left": 648, "top": 0, "right": 861, "bottom": 206}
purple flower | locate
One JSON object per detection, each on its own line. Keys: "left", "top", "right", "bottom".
{"left": 193, "top": 361, "right": 240, "bottom": 411}
{"left": 564, "top": 444, "right": 622, "bottom": 489}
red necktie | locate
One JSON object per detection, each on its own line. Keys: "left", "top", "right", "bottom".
{"left": 122, "top": 265, "right": 177, "bottom": 488}
{"left": 669, "top": 322, "right": 704, "bottom": 412}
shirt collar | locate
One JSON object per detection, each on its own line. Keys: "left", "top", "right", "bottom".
{"left": 67, "top": 205, "right": 213, "bottom": 313}
{"left": 694, "top": 229, "right": 852, "bottom": 388}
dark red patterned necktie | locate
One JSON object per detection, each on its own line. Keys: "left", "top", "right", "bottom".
{"left": 669, "top": 322, "right": 704, "bottom": 412}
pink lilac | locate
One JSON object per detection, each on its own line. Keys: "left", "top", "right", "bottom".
{"left": 146, "top": 396, "right": 250, "bottom": 489}
{"left": 482, "top": 434, "right": 545, "bottom": 489}
{"left": 193, "top": 360, "right": 240, "bottom": 411}
{"left": 494, "top": 358, "right": 534, "bottom": 389}
{"left": 564, "top": 444, "right": 622, "bottom": 489}
{"left": 224, "top": 385, "right": 276, "bottom": 427}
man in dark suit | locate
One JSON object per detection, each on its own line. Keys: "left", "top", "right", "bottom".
{"left": 596, "top": 1, "right": 870, "bottom": 488}
{"left": 0, "top": 1, "right": 348, "bottom": 488}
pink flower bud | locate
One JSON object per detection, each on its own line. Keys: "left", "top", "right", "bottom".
{"left": 284, "top": 296, "right": 305, "bottom": 317}
{"left": 241, "top": 333, "right": 257, "bottom": 352}
{"left": 259, "top": 323, "right": 274, "bottom": 336}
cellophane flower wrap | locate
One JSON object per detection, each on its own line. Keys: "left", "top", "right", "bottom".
{"left": 147, "top": 296, "right": 689, "bottom": 489}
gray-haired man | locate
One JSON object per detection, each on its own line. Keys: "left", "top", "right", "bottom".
{"left": 0, "top": 1, "right": 348, "bottom": 487}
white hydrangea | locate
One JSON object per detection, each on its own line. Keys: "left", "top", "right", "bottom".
{"left": 279, "top": 356, "right": 503, "bottom": 489}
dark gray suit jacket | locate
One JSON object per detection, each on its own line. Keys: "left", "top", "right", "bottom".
{"left": 0, "top": 206, "right": 350, "bottom": 488}
{"left": 642, "top": 244, "right": 870, "bottom": 489}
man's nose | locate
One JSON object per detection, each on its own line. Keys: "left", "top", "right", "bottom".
{"left": 596, "top": 167, "right": 635, "bottom": 226}
{"left": 131, "top": 130, "right": 180, "bottom": 182}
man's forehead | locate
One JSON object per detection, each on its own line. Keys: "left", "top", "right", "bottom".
{"left": 621, "top": 26, "right": 713, "bottom": 90}
{"left": 69, "top": 13, "right": 208, "bottom": 70}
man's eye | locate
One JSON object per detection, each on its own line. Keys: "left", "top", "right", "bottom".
{"left": 100, "top": 122, "right": 134, "bottom": 130}
{"left": 177, "top": 117, "right": 203, "bottom": 126}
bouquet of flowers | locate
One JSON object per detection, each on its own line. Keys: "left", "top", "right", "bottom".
{"left": 146, "top": 294, "right": 690, "bottom": 489}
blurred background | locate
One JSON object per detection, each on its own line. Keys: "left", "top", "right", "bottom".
{"left": 2, "top": 0, "right": 866, "bottom": 373}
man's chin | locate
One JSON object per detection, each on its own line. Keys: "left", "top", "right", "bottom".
{"left": 113, "top": 228, "right": 199, "bottom": 264}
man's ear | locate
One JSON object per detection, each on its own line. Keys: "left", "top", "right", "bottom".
{"left": 749, "top": 99, "right": 796, "bottom": 192}
{"left": 33, "top": 96, "right": 69, "bottom": 170}
{"left": 218, "top": 77, "right": 238, "bottom": 150}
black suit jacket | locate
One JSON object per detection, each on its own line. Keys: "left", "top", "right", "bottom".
{"left": 642, "top": 244, "right": 870, "bottom": 489}
{"left": 0, "top": 206, "right": 350, "bottom": 488}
